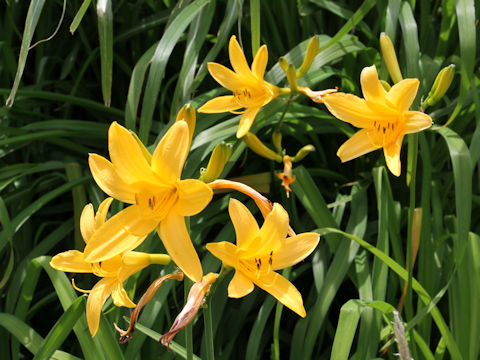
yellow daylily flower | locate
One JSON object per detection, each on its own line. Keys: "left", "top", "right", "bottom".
{"left": 50, "top": 199, "right": 171, "bottom": 336}
{"left": 85, "top": 121, "right": 213, "bottom": 282}
{"left": 323, "top": 65, "right": 432, "bottom": 176}
{"left": 206, "top": 199, "right": 319, "bottom": 317}
{"left": 198, "top": 35, "right": 280, "bottom": 138}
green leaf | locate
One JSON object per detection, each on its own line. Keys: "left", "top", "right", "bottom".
{"left": 96, "top": 0, "right": 113, "bottom": 107}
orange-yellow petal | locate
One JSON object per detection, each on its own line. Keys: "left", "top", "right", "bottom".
{"left": 151, "top": 121, "right": 189, "bottom": 185}
{"left": 383, "top": 134, "right": 404, "bottom": 177}
{"left": 84, "top": 205, "right": 157, "bottom": 262}
{"left": 175, "top": 179, "right": 213, "bottom": 216}
{"left": 228, "top": 271, "right": 254, "bottom": 298}
{"left": 80, "top": 204, "right": 95, "bottom": 243}
{"left": 88, "top": 154, "right": 136, "bottom": 204}
{"left": 404, "top": 111, "right": 433, "bottom": 134}
{"left": 94, "top": 197, "right": 114, "bottom": 230}
{"left": 236, "top": 106, "right": 261, "bottom": 138}
{"left": 271, "top": 233, "right": 320, "bottom": 270}
{"left": 229, "top": 35, "right": 253, "bottom": 78}
{"left": 253, "top": 271, "right": 306, "bottom": 317}
{"left": 158, "top": 213, "right": 202, "bottom": 282}
{"left": 336, "top": 129, "right": 381, "bottom": 162}
{"left": 86, "top": 278, "right": 116, "bottom": 336}
{"left": 206, "top": 241, "right": 238, "bottom": 268}
{"left": 228, "top": 198, "right": 259, "bottom": 250}
{"left": 324, "top": 93, "right": 383, "bottom": 128}
{"left": 387, "top": 78, "right": 419, "bottom": 112}
{"left": 251, "top": 45, "right": 268, "bottom": 79}
{"left": 111, "top": 283, "right": 136, "bottom": 308}
{"left": 254, "top": 203, "right": 289, "bottom": 256}
{"left": 108, "top": 122, "right": 158, "bottom": 185}
{"left": 50, "top": 250, "right": 91, "bottom": 273}
{"left": 360, "top": 65, "right": 387, "bottom": 104}
{"left": 207, "top": 62, "right": 244, "bottom": 91}
{"left": 197, "top": 96, "right": 241, "bottom": 113}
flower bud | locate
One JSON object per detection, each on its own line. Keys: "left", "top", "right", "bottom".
{"left": 297, "top": 35, "right": 320, "bottom": 78}
{"left": 278, "top": 57, "right": 289, "bottom": 73}
{"left": 380, "top": 32, "right": 403, "bottom": 84}
{"left": 129, "top": 131, "right": 152, "bottom": 164}
{"left": 276, "top": 155, "right": 296, "bottom": 198}
{"left": 243, "top": 132, "right": 282, "bottom": 162}
{"left": 380, "top": 80, "right": 391, "bottom": 92}
{"left": 176, "top": 104, "right": 196, "bottom": 149}
{"left": 286, "top": 64, "right": 298, "bottom": 94}
{"left": 272, "top": 130, "right": 283, "bottom": 153}
{"left": 291, "top": 144, "right": 315, "bottom": 162}
{"left": 423, "top": 64, "right": 455, "bottom": 108}
{"left": 199, "top": 142, "right": 233, "bottom": 183}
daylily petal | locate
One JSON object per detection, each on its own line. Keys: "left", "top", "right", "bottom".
{"left": 108, "top": 122, "right": 158, "bottom": 185}
{"left": 228, "top": 199, "right": 259, "bottom": 250}
{"left": 111, "top": 283, "right": 136, "bottom": 308}
{"left": 228, "top": 271, "right": 254, "bottom": 298}
{"left": 387, "top": 78, "right": 419, "bottom": 112}
{"left": 253, "top": 271, "right": 306, "bottom": 317}
{"left": 158, "top": 213, "right": 202, "bottom": 282}
{"left": 80, "top": 204, "right": 95, "bottom": 243}
{"left": 206, "top": 241, "right": 238, "bottom": 268}
{"left": 84, "top": 205, "right": 157, "bottom": 262}
{"left": 271, "top": 233, "right": 320, "bottom": 270}
{"left": 151, "top": 121, "right": 189, "bottom": 185}
{"left": 336, "top": 129, "right": 381, "bottom": 162}
{"left": 50, "top": 250, "right": 91, "bottom": 273}
{"left": 94, "top": 197, "right": 114, "bottom": 230}
{"left": 86, "top": 278, "right": 116, "bottom": 336}
{"left": 197, "top": 96, "right": 241, "bottom": 113}
{"left": 207, "top": 62, "right": 244, "bottom": 91}
{"left": 229, "top": 35, "right": 254, "bottom": 78}
{"left": 251, "top": 45, "right": 268, "bottom": 79}
{"left": 404, "top": 111, "right": 433, "bottom": 134}
{"left": 323, "top": 93, "right": 383, "bottom": 128}
{"left": 88, "top": 154, "right": 136, "bottom": 204}
{"left": 175, "top": 179, "right": 213, "bottom": 216}
{"left": 236, "top": 106, "right": 261, "bottom": 138}
{"left": 360, "top": 65, "right": 387, "bottom": 104}
{"left": 254, "top": 203, "right": 289, "bottom": 256}
{"left": 383, "top": 134, "right": 404, "bottom": 177}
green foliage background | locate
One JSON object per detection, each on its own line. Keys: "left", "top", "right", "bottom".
{"left": 0, "top": 0, "right": 479, "bottom": 359}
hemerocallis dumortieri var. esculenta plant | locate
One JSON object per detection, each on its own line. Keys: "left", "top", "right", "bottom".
{"left": 206, "top": 199, "right": 319, "bottom": 317}
{"left": 198, "top": 35, "right": 280, "bottom": 138}
{"left": 50, "top": 198, "right": 171, "bottom": 336}
{"left": 323, "top": 65, "right": 432, "bottom": 176}
{"left": 84, "top": 121, "right": 213, "bottom": 282}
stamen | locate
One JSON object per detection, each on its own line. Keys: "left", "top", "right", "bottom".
{"left": 72, "top": 279, "right": 92, "bottom": 293}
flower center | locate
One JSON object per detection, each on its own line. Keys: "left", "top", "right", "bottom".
{"left": 233, "top": 84, "right": 272, "bottom": 108}
{"left": 369, "top": 119, "right": 402, "bottom": 147}
{"left": 135, "top": 188, "right": 178, "bottom": 221}
{"left": 239, "top": 250, "right": 274, "bottom": 280}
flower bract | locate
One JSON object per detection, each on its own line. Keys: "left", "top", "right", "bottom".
{"left": 323, "top": 65, "right": 432, "bottom": 176}
{"left": 206, "top": 199, "right": 319, "bottom": 317}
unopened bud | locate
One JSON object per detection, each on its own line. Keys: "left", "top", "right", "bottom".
{"left": 243, "top": 132, "right": 282, "bottom": 162}
{"left": 272, "top": 130, "right": 283, "bottom": 153}
{"left": 286, "top": 64, "right": 298, "bottom": 94}
{"left": 380, "top": 33, "right": 403, "bottom": 84}
{"left": 176, "top": 104, "right": 196, "bottom": 149}
{"left": 129, "top": 131, "right": 152, "bottom": 164}
{"left": 297, "top": 35, "right": 319, "bottom": 78}
{"left": 423, "top": 64, "right": 455, "bottom": 108}
{"left": 200, "top": 142, "right": 233, "bottom": 183}
{"left": 380, "top": 80, "right": 391, "bottom": 92}
{"left": 122, "top": 252, "right": 171, "bottom": 266}
{"left": 291, "top": 144, "right": 315, "bottom": 162}
{"left": 278, "top": 57, "right": 289, "bottom": 73}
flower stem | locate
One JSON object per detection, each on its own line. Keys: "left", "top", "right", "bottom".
{"left": 273, "top": 267, "right": 291, "bottom": 360}
{"left": 184, "top": 278, "right": 194, "bottom": 360}
{"left": 203, "top": 298, "right": 215, "bottom": 360}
